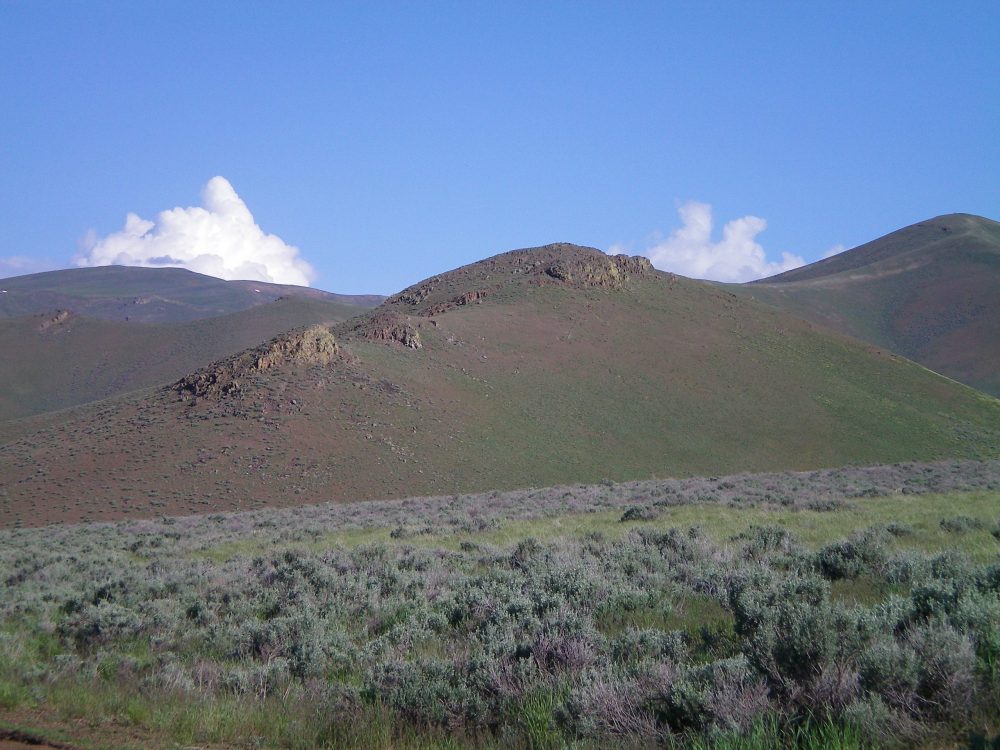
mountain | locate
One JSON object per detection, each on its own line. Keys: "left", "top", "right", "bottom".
{"left": 0, "top": 265, "right": 382, "bottom": 421}
{"left": 0, "top": 265, "right": 384, "bottom": 323}
{"left": 3, "top": 243, "right": 998, "bottom": 528}
{"left": 743, "top": 213, "right": 1000, "bottom": 396}
{"left": 0, "top": 297, "right": 373, "bottom": 422}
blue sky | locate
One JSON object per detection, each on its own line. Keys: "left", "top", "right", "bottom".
{"left": 1, "top": 1, "right": 997, "bottom": 293}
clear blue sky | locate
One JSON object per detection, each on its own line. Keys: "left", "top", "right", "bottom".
{"left": 1, "top": 1, "right": 998, "bottom": 293}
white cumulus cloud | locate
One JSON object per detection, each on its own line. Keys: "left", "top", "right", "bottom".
{"left": 76, "top": 177, "right": 315, "bottom": 286}
{"left": 625, "top": 201, "right": 806, "bottom": 283}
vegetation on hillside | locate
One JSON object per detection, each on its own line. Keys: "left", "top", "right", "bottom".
{"left": 0, "top": 265, "right": 381, "bottom": 323}
{"left": 5, "top": 248, "right": 1000, "bottom": 527}
{"left": 744, "top": 214, "right": 1000, "bottom": 397}
{"left": 0, "top": 298, "right": 371, "bottom": 422}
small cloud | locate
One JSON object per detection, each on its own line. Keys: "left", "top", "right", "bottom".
{"left": 75, "top": 177, "right": 315, "bottom": 286}
{"left": 627, "top": 201, "right": 806, "bottom": 283}
{"left": 822, "top": 243, "right": 846, "bottom": 259}
{"left": 0, "top": 255, "right": 59, "bottom": 279}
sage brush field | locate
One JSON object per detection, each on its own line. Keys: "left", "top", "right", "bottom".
{"left": 2, "top": 460, "right": 1000, "bottom": 749}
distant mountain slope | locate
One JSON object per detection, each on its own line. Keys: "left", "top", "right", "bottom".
{"left": 0, "top": 265, "right": 384, "bottom": 323}
{"left": 3, "top": 243, "right": 998, "bottom": 527}
{"left": 743, "top": 214, "right": 1000, "bottom": 395}
{"left": 0, "top": 297, "right": 371, "bottom": 422}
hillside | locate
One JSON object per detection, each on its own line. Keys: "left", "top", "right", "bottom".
{"left": 0, "top": 296, "right": 371, "bottom": 421}
{"left": 743, "top": 213, "right": 1000, "bottom": 396}
{"left": 2, "top": 243, "right": 1000, "bottom": 527}
{"left": 0, "top": 265, "right": 383, "bottom": 323}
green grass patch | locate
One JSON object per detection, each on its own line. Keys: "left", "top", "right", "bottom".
{"left": 194, "top": 489, "right": 1000, "bottom": 563}
{"left": 687, "top": 713, "right": 875, "bottom": 750}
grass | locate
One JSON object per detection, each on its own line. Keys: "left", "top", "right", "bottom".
{"left": 477, "top": 492, "right": 998, "bottom": 560}
{"left": 740, "top": 214, "right": 1000, "bottom": 398}
{"left": 195, "top": 490, "right": 1000, "bottom": 564}
{"left": 687, "top": 714, "right": 876, "bottom": 750}
{"left": 7, "top": 258, "right": 1000, "bottom": 528}
{"left": 1, "top": 674, "right": 508, "bottom": 750}
{"left": 0, "top": 296, "right": 368, "bottom": 423}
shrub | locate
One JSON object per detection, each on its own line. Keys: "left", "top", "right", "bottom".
{"left": 649, "top": 656, "right": 770, "bottom": 733}
{"left": 858, "top": 637, "right": 920, "bottom": 713}
{"left": 732, "top": 525, "right": 793, "bottom": 560}
{"left": 816, "top": 530, "right": 888, "bottom": 581}
{"left": 731, "top": 573, "right": 872, "bottom": 708}
{"left": 367, "top": 658, "right": 487, "bottom": 727}
{"left": 840, "top": 695, "right": 916, "bottom": 747}
{"left": 221, "top": 658, "right": 291, "bottom": 699}
{"left": 57, "top": 602, "right": 143, "bottom": 649}
{"left": 389, "top": 524, "right": 435, "bottom": 539}
{"left": 940, "top": 516, "right": 987, "bottom": 534}
{"left": 950, "top": 591, "right": 1000, "bottom": 688}
{"left": 910, "top": 577, "right": 972, "bottom": 621}
{"left": 5, "top": 460, "right": 1000, "bottom": 747}
{"left": 610, "top": 628, "right": 686, "bottom": 664}
{"left": 566, "top": 667, "right": 662, "bottom": 744}
{"left": 906, "top": 622, "right": 977, "bottom": 722}
{"left": 620, "top": 506, "right": 660, "bottom": 522}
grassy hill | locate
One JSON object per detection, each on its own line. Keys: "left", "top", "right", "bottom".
{"left": 2, "top": 243, "right": 999, "bottom": 527}
{"left": 742, "top": 213, "right": 1000, "bottom": 396}
{"left": 0, "top": 265, "right": 383, "bottom": 323}
{"left": 0, "top": 297, "right": 372, "bottom": 422}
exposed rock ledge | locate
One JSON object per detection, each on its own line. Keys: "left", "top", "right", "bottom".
{"left": 542, "top": 253, "right": 654, "bottom": 289}
{"left": 175, "top": 324, "right": 342, "bottom": 398}
{"left": 348, "top": 311, "right": 423, "bottom": 349}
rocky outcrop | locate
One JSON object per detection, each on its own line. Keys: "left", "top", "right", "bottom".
{"left": 176, "top": 325, "right": 342, "bottom": 398}
{"left": 611, "top": 253, "right": 656, "bottom": 278}
{"left": 37, "top": 310, "right": 73, "bottom": 331}
{"left": 391, "top": 277, "right": 441, "bottom": 306}
{"left": 382, "top": 245, "right": 657, "bottom": 319}
{"left": 252, "top": 325, "right": 340, "bottom": 369}
{"left": 543, "top": 253, "right": 654, "bottom": 289}
{"left": 350, "top": 312, "right": 422, "bottom": 349}
{"left": 341, "top": 245, "right": 657, "bottom": 348}
{"left": 423, "top": 288, "right": 493, "bottom": 316}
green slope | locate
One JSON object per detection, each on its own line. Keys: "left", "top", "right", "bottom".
{"left": 742, "top": 213, "right": 1000, "bottom": 396}
{"left": 0, "top": 297, "right": 369, "bottom": 421}
{"left": 0, "top": 265, "right": 383, "bottom": 323}
{"left": 2, "top": 244, "right": 999, "bottom": 527}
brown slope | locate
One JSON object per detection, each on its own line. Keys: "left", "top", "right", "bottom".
{"left": 0, "top": 297, "right": 369, "bottom": 422}
{"left": 0, "top": 265, "right": 383, "bottom": 323}
{"left": 744, "top": 213, "right": 1000, "bottom": 396}
{"left": 2, "top": 243, "right": 999, "bottom": 528}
